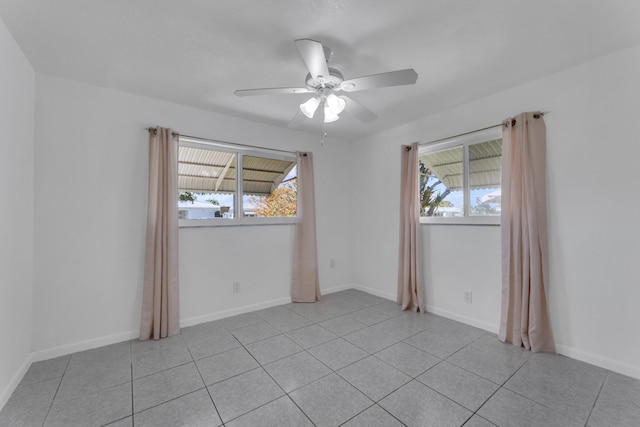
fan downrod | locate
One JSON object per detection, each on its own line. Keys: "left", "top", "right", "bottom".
{"left": 305, "top": 67, "right": 344, "bottom": 91}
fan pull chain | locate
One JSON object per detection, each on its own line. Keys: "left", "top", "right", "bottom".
{"left": 320, "top": 121, "right": 327, "bottom": 145}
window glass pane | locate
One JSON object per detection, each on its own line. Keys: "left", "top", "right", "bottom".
{"left": 178, "top": 146, "right": 236, "bottom": 219}
{"left": 469, "top": 139, "right": 502, "bottom": 216}
{"left": 419, "top": 146, "right": 463, "bottom": 217}
{"left": 243, "top": 155, "right": 297, "bottom": 217}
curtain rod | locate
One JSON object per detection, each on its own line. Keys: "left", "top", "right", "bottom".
{"left": 419, "top": 111, "right": 550, "bottom": 147}
{"left": 145, "top": 128, "right": 297, "bottom": 156}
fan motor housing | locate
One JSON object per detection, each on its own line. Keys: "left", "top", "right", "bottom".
{"left": 305, "top": 67, "right": 344, "bottom": 90}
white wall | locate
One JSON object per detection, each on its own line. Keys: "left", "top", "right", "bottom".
{"left": 350, "top": 43, "right": 640, "bottom": 378}
{"left": 0, "top": 17, "right": 35, "bottom": 406}
{"left": 33, "top": 74, "right": 352, "bottom": 353}
{"left": 4, "top": 19, "right": 638, "bottom": 406}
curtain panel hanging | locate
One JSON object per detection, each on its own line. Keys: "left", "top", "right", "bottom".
{"left": 291, "top": 152, "right": 321, "bottom": 302}
{"left": 398, "top": 143, "right": 425, "bottom": 312}
{"left": 499, "top": 112, "right": 555, "bottom": 352}
{"left": 139, "top": 127, "right": 180, "bottom": 340}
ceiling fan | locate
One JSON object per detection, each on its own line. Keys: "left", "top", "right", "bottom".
{"left": 234, "top": 38, "right": 418, "bottom": 127}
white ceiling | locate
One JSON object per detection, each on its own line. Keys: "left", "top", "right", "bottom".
{"left": 2, "top": 0, "right": 640, "bottom": 141}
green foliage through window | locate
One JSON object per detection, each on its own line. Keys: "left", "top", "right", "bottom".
{"left": 419, "top": 160, "right": 450, "bottom": 216}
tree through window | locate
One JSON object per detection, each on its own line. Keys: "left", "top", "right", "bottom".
{"left": 417, "top": 128, "right": 502, "bottom": 224}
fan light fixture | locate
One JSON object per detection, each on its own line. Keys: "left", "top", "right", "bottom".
{"left": 235, "top": 38, "right": 419, "bottom": 136}
{"left": 326, "top": 94, "right": 346, "bottom": 115}
{"left": 300, "top": 97, "right": 321, "bottom": 118}
{"left": 300, "top": 94, "right": 346, "bottom": 122}
{"left": 323, "top": 104, "right": 339, "bottom": 123}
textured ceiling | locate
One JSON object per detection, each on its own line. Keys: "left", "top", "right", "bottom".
{"left": 2, "top": 0, "right": 640, "bottom": 141}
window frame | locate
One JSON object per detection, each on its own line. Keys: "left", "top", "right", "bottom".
{"left": 418, "top": 127, "right": 502, "bottom": 226}
{"left": 178, "top": 137, "right": 298, "bottom": 228}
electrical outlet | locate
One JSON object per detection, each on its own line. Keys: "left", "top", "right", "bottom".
{"left": 233, "top": 282, "right": 241, "bottom": 293}
{"left": 329, "top": 258, "right": 336, "bottom": 268}
{"left": 464, "top": 290, "right": 472, "bottom": 304}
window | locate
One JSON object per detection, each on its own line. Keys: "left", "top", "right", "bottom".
{"left": 178, "top": 137, "right": 297, "bottom": 227}
{"left": 418, "top": 127, "right": 502, "bottom": 225}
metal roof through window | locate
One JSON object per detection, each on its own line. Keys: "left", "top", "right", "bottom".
{"left": 420, "top": 139, "right": 502, "bottom": 191}
{"left": 178, "top": 146, "right": 296, "bottom": 196}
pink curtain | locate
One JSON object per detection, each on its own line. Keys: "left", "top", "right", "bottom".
{"left": 291, "top": 152, "right": 321, "bottom": 302}
{"left": 139, "top": 127, "right": 180, "bottom": 340}
{"left": 398, "top": 143, "right": 425, "bottom": 312}
{"left": 499, "top": 112, "right": 555, "bottom": 352}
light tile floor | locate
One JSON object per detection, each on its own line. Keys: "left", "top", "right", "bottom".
{"left": 2, "top": 289, "right": 639, "bottom": 426}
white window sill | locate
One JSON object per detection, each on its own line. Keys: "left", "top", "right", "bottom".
{"left": 179, "top": 217, "right": 297, "bottom": 228}
{"left": 420, "top": 216, "right": 500, "bottom": 226}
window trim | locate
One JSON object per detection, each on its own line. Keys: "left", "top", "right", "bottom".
{"left": 418, "top": 127, "right": 502, "bottom": 226}
{"left": 178, "top": 137, "right": 298, "bottom": 228}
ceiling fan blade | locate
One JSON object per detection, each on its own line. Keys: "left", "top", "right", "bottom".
{"left": 295, "top": 38, "right": 330, "bottom": 81}
{"left": 341, "top": 69, "right": 418, "bottom": 92}
{"left": 286, "top": 109, "right": 307, "bottom": 128}
{"left": 234, "top": 87, "right": 312, "bottom": 97}
{"left": 342, "top": 95, "right": 378, "bottom": 122}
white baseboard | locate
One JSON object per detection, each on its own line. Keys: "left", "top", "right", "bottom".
{"left": 1, "top": 295, "right": 294, "bottom": 412}
{"left": 424, "top": 304, "right": 639, "bottom": 380}
{"left": 31, "top": 329, "right": 140, "bottom": 363}
{"left": 555, "top": 344, "right": 640, "bottom": 380}
{"left": 30, "top": 296, "right": 292, "bottom": 365}
{"left": 349, "top": 284, "right": 396, "bottom": 301}
{"left": 426, "top": 304, "right": 500, "bottom": 334}
{"left": 4, "top": 283, "right": 638, "bottom": 413}
{"left": 180, "top": 296, "right": 291, "bottom": 328}
{"left": 322, "top": 283, "right": 361, "bottom": 295}
{"left": 349, "top": 285, "right": 500, "bottom": 335}
{"left": 348, "top": 285, "right": 500, "bottom": 336}
{"left": 0, "top": 353, "right": 35, "bottom": 411}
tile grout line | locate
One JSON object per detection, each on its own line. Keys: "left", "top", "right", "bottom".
{"left": 305, "top": 338, "right": 366, "bottom": 373}
{"left": 499, "top": 355, "right": 607, "bottom": 426}
{"left": 131, "top": 359, "right": 195, "bottom": 381}
{"left": 131, "top": 387, "right": 210, "bottom": 419}
{"left": 421, "top": 367, "right": 499, "bottom": 414}
{"left": 284, "top": 313, "right": 412, "bottom": 425}
{"left": 335, "top": 402, "right": 378, "bottom": 426}
{"left": 230, "top": 303, "right": 399, "bottom": 425}
{"left": 329, "top": 313, "right": 485, "bottom": 425}
{"left": 290, "top": 313, "right": 377, "bottom": 426}
{"left": 337, "top": 401, "right": 409, "bottom": 427}
{"left": 496, "top": 383, "right": 586, "bottom": 424}
{"left": 584, "top": 369, "right": 608, "bottom": 427}
{"left": 491, "top": 355, "right": 597, "bottom": 425}
{"left": 23, "top": 296, "right": 454, "bottom": 426}
{"left": 228, "top": 335, "right": 316, "bottom": 426}
{"left": 242, "top": 299, "right": 434, "bottom": 424}
{"left": 272, "top": 357, "right": 322, "bottom": 427}
{"left": 13, "top": 291, "right": 631, "bottom": 427}
{"left": 261, "top": 315, "right": 334, "bottom": 426}
{"left": 132, "top": 334, "right": 217, "bottom": 420}
{"left": 445, "top": 352, "right": 524, "bottom": 426}
{"left": 129, "top": 336, "right": 201, "bottom": 419}
{"left": 401, "top": 338, "right": 450, "bottom": 360}
{"left": 461, "top": 352, "right": 532, "bottom": 425}
{"left": 39, "top": 352, "right": 73, "bottom": 427}
{"left": 439, "top": 332, "right": 530, "bottom": 388}
{"left": 129, "top": 339, "right": 134, "bottom": 427}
